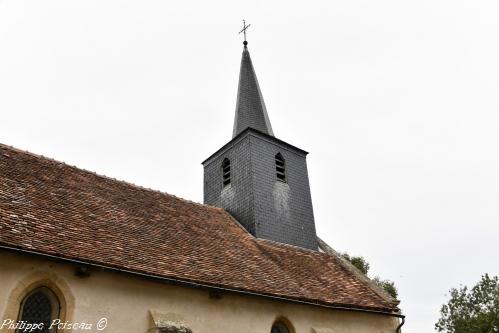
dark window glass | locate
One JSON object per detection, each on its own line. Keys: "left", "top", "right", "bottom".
{"left": 275, "top": 153, "right": 286, "bottom": 182}
{"left": 271, "top": 321, "right": 290, "bottom": 333}
{"left": 222, "top": 158, "right": 231, "bottom": 186}
{"left": 159, "top": 328, "right": 193, "bottom": 333}
{"left": 19, "top": 291, "right": 53, "bottom": 333}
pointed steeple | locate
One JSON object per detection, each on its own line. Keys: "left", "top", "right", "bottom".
{"left": 233, "top": 42, "right": 274, "bottom": 138}
{"left": 203, "top": 37, "right": 318, "bottom": 251}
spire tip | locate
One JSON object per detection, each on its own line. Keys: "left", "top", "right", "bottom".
{"left": 239, "top": 20, "right": 251, "bottom": 46}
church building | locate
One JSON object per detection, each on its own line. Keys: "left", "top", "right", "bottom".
{"left": 0, "top": 38, "right": 403, "bottom": 333}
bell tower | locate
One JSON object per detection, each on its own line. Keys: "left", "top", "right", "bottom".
{"left": 202, "top": 38, "right": 318, "bottom": 250}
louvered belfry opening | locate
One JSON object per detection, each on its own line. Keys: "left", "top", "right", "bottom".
{"left": 222, "top": 158, "right": 231, "bottom": 186}
{"left": 275, "top": 153, "right": 286, "bottom": 182}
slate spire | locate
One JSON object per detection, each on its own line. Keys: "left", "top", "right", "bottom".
{"left": 232, "top": 42, "right": 274, "bottom": 138}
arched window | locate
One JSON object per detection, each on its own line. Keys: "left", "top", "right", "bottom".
{"left": 275, "top": 153, "right": 286, "bottom": 182}
{"left": 18, "top": 287, "right": 60, "bottom": 333}
{"left": 271, "top": 320, "right": 291, "bottom": 333}
{"left": 222, "top": 158, "right": 231, "bottom": 186}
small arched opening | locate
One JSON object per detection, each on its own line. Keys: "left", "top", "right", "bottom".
{"left": 222, "top": 158, "right": 231, "bottom": 186}
{"left": 271, "top": 317, "right": 294, "bottom": 333}
{"left": 17, "top": 286, "right": 60, "bottom": 333}
{"left": 275, "top": 153, "right": 286, "bottom": 182}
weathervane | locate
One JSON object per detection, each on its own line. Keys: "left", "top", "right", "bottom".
{"left": 239, "top": 19, "right": 251, "bottom": 45}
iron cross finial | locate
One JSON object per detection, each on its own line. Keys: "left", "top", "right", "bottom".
{"left": 239, "top": 20, "right": 251, "bottom": 45}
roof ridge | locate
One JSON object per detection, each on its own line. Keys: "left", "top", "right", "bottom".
{"left": 316, "top": 237, "right": 400, "bottom": 307}
{"left": 0, "top": 142, "right": 217, "bottom": 212}
{"left": 256, "top": 236, "right": 320, "bottom": 254}
{"left": 254, "top": 237, "right": 398, "bottom": 310}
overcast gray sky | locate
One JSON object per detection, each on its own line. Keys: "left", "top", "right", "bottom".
{"left": 1, "top": 1, "right": 498, "bottom": 331}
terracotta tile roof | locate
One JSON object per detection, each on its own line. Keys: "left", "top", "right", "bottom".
{"left": 0, "top": 143, "right": 399, "bottom": 312}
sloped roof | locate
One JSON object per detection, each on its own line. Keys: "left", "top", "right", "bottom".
{"left": 0, "top": 143, "right": 398, "bottom": 312}
{"left": 232, "top": 44, "right": 274, "bottom": 138}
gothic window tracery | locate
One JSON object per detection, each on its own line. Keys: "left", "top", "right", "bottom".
{"left": 18, "top": 287, "right": 60, "bottom": 333}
